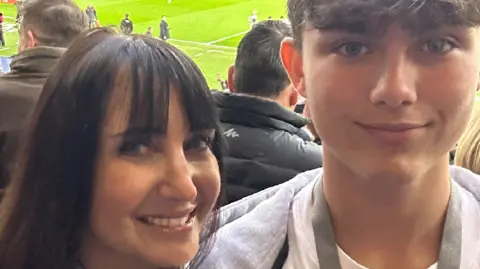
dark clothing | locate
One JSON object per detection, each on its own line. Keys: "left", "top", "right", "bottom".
{"left": 0, "top": 16, "right": 4, "bottom": 47}
{"left": 450, "top": 150, "right": 456, "bottom": 164}
{"left": 294, "top": 103, "right": 305, "bottom": 114}
{"left": 160, "top": 20, "right": 170, "bottom": 40}
{"left": 120, "top": 18, "right": 133, "bottom": 34}
{"left": 0, "top": 32, "right": 4, "bottom": 47}
{"left": 212, "top": 92, "right": 323, "bottom": 204}
{"left": 0, "top": 46, "right": 66, "bottom": 190}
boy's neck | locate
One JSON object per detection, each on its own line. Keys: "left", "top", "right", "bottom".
{"left": 321, "top": 155, "right": 451, "bottom": 269}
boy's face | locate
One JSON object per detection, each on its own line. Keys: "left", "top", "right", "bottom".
{"left": 282, "top": 21, "right": 480, "bottom": 180}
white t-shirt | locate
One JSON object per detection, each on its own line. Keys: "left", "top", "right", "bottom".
{"left": 283, "top": 182, "right": 438, "bottom": 269}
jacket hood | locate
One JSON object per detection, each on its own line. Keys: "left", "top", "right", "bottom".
{"left": 199, "top": 166, "right": 480, "bottom": 269}
{"left": 10, "top": 46, "right": 66, "bottom": 75}
{"left": 212, "top": 91, "right": 310, "bottom": 134}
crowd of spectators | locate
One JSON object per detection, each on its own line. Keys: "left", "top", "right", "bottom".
{"left": 0, "top": 0, "right": 479, "bottom": 268}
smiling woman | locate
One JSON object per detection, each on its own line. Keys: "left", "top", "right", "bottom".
{"left": 0, "top": 27, "right": 224, "bottom": 269}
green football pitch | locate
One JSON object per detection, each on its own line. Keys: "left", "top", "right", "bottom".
{"left": 0, "top": 0, "right": 286, "bottom": 87}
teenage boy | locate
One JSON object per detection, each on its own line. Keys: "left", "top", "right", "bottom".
{"left": 198, "top": 1, "right": 480, "bottom": 269}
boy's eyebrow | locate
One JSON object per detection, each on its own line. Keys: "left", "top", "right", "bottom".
{"left": 305, "top": 1, "right": 475, "bottom": 36}
{"left": 308, "top": 16, "right": 462, "bottom": 38}
{"left": 307, "top": 10, "right": 386, "bottom": 36}
{"left": 311, "top": 21, "right": 371, "bottom": 35}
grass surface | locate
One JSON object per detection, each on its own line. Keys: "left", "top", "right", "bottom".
{"left": 0, "top": 0, "right": 287, "bottom": 87}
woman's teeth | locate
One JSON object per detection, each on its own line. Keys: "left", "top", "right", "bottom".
{"left": 138, "top": 211, "right": 195, "bottom": 228}
{"left": 144, "top": 216, "right": 190, "bottom": 227}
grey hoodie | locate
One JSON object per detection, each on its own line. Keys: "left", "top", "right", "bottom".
{"left": 199, "top": 167, "right": 480, "bottom": 269}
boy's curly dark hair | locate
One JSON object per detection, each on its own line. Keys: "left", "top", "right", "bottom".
{"left": 288, "top": 0, "right": 480, "bottom": 48}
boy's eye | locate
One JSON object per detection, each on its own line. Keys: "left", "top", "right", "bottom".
{"left": 421, "top": 38, "right": 455, "bottom": 54}
{"left": 335, "top": 42, "right": 369, "bottom": 57}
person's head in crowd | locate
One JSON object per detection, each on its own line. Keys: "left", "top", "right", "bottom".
{"left": 18, "top": 0, "right": 88, "bottom": 53}
{"left": 228, "top": 20, "right": 296, "bottom": 109}
{"left": 0, "top": 27, "right": 223, "bottom": 269}
{"left": 455, "top": 106, "right": 480, "bottom": 174}
{"left": 125, "top": 13, "right": 130, "bottom": 19}
{"left": 147, "top": 26, "right": 152, "bottom": 32}
{"left": 268, "top": 16, "right": 272, "bottom": 20}
{"left": 282, "top": 0, "right": 480, "bottom": 184}
{"left": 162, "top": 15, "right": 167, "bottom": 21}
{"left": 278, "top": 0, "right": 480, "bottom": 265}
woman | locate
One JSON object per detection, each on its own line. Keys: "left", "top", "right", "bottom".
{"left": 0, "top": 27, "right": 223, "bottom": 269}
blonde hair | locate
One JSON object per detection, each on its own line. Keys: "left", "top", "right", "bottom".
{"left": 455, "top": 106, "right": 480, "bottom": 174}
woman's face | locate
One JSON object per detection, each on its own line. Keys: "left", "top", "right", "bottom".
{"left": 82, "top": 82, "right": 221, "bottom": 269}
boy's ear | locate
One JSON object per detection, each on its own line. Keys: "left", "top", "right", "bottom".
{"left": 281, "top": 37, "right": 306, "bottom": 98}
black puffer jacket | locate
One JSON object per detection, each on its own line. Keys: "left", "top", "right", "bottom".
{"left": 213, "top": 92, "right": 323, "bottom": 204}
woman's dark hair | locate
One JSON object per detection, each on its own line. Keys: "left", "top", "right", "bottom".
{"left": 0, "top": 27, "right": 224, "bottom": 269}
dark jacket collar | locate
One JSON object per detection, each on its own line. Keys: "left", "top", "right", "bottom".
{"left": 212, "top": 91, "right": 310, "bottom": 135}
{"left": 10, "top": 46, "right": 66, "bottom": 75}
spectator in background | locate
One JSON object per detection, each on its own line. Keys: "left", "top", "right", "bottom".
{"left": 85, "top": 4, "right": 98, "bottom": 28}
{"left": 145, "top": 26, "right": 153, "bottom": 37}
{"left": 120, "top": 13, "right": 133, "bottom": 34}
{"left": 216, "top": 73, "right": 228, "bottom": 92}
{"left": 280, "top": 15, "right": 290, "bottom": 24}
{"left": 455, "top": 106, "right": 480, "bottom": 173}
{"left": 212, "top": 20, "right": 322, "bottom": 204}
{"left": 15, "top": 0, "right": 25, "bottom": 24}
{"left": 0, "top": 13, "right": 4, "bottom": 47}
{"left": 160, "top": 15, "right": 170, "bottom": 40}
{"left": 248, "top": 9, "right": 257, "bottom": 29}
{"left": 0, "top": 0, "right": 87, "bottom": 192}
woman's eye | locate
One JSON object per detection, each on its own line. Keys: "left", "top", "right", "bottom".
{"left": 118, "top": 141, "right": 151, "bottom": 156}
{"left": 335, "top": 42, "right": 369, "bottom": 57}
{"left": 184, "top": 133, "right": 214, "bottom": 152}
{"left": 422, "top": 38, "right": 455, "bottom": 54}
